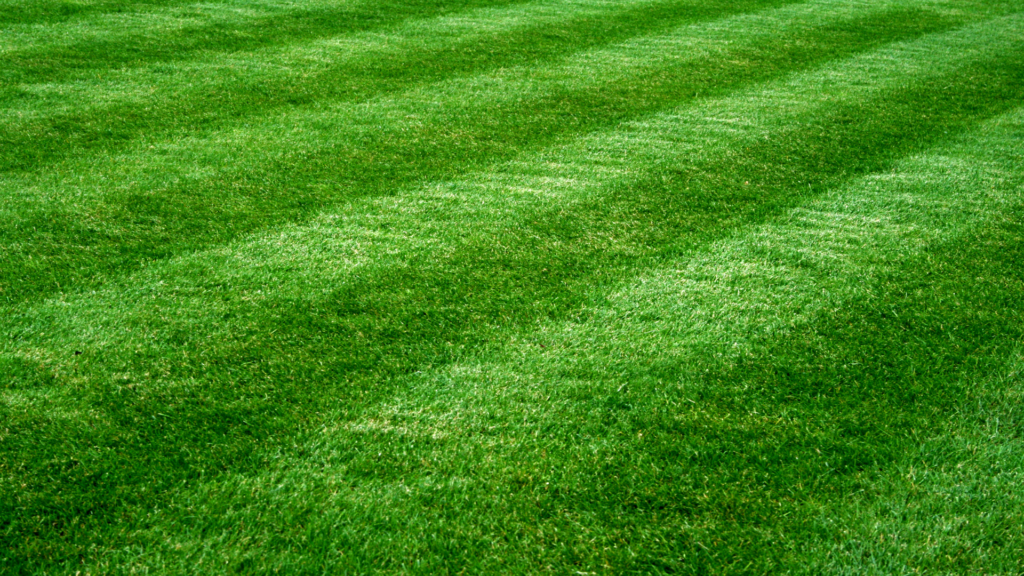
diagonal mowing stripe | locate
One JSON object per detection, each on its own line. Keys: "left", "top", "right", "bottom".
{"left": 3, "top": 8, "right": 1021, "bottom": 466}
{"left": 0, "top": 0, "right": 634, "bottom": 89}
{"left": 1, "top": 12, "right": 1022, "bottom": 567}
{"left": 57, "top": 101, "right": 1024, "bottom": 576}
{"left": 0, "top": 0, "right": 796, "bottom": 168}
{"left": 4, "top": 11, "right": 1020, "bottom": 360}
{"left": 2, "top": 10, "right": 1017, "bottom": 383}
{"left": 0, "top": 0, "right": 981, "bottom": 307}
{"left": 0, "top": 0, "right": 224, "bottom": 27}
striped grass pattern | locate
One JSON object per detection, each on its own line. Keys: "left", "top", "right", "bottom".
{"left": 2, "top": 0, "right": 1023, "bottom": 573}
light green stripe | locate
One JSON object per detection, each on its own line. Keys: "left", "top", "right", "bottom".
{"left": 1, "top": 2, "right": 1007, "bottom": 227}
{"left": 0, "top": 0, "right": 685, "bottom": 120}
{"left": 77, "top": 98, "right": 1024, "bottom": 576}
{"left": 0, "top": 0, "right": 343, "bottom": 53}
{"left": 4, "top": 13, "right": 1020, "bottom": 398}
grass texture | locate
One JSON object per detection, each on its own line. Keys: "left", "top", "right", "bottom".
{"left": 2, "top": 0, "right": 1023, "bottom": 573}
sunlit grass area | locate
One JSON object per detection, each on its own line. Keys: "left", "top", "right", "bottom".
{"left": 2, "top": 0, "right": 1023, "bottom": 573}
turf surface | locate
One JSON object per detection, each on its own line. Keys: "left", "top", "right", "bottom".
{"left": 2, "top": 0, "right": 1023, "bottom": 573}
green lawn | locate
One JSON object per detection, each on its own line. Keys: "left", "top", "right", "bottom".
{"left": 2, "top": 0, "right": 1023, "bottom": 573}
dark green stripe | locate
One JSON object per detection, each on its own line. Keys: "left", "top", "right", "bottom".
{"left": 0, "top": 6, "right": 958, "bottom": 307}
{"left": 0, "top": 0, "right": 796, "bottom": 172}
{"left": 107, "top": 115, "right": 1024, "bottom": 574}
{"left": 0, "top": 0, "right": 200, "bottom": 27}
{"left": 0, "top": 0, "right": 529, "bottom": 84}
{"left": 3, "top": 35, "right": 1021, "bottom": 569}
{"left": 605, "top": 211, "right": 1024, "bottom": 572}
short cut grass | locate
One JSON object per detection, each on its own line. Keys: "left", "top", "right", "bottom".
{"left": 2, "top": 0, "right": 1023, "bottom": 573}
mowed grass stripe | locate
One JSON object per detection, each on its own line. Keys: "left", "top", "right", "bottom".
{"left": 0, "top": 0, "right": 198, "bottom": 27}
{"left": 192, "top": 110, "right": 1024, "bottom": 574}
{"left": 14, "top": 0, "right": 1009, "bottom": 94}
{"left": 3, "top": 13, "right": 1023, "bottom": 566}
{"left": 1, "top": 0, "right": 814, "bottom": 192}
{"left": 0, "top": 0, "right": 798, "bottom": 167}
{"left": 54, "top": 104, "right": 1024, "bottom": 576}
{"left": 9, "top": 10, "right": 1021, "bottom": 392}
{"left": 0, "top": 0, "right": 532, "bottom": 84}
{"left": 0, "top": 1, "right": 973, "bottom": 307}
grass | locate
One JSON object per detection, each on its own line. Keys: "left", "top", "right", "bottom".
{"left": 1, "top": 0, "right": 1023, "bottom": 573}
